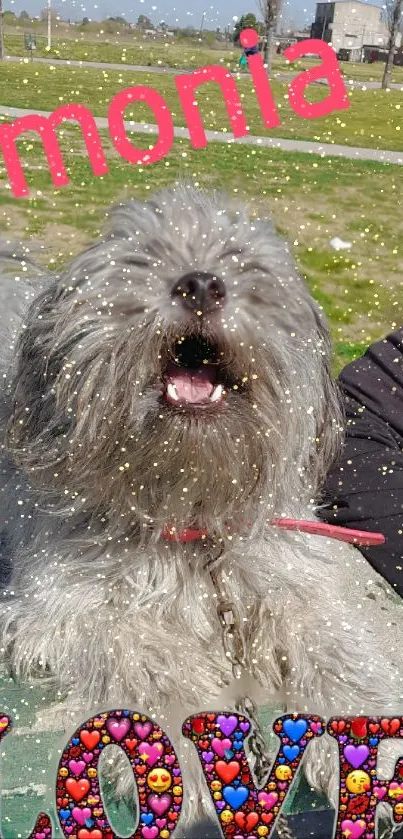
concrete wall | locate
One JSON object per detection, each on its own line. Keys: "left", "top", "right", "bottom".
{"left": 313, "top": 1, "right": 401, "bottom": 55}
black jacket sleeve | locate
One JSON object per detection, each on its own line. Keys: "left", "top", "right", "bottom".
{"left": 319, "top": 329, "right": 403, "bottom": 596}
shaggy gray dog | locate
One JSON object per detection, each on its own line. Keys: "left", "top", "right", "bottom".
{"left": 1, "top": 184, "right": 403, "bottom": 835}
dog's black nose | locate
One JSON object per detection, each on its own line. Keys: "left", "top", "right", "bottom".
{"left": 172, "top": 271, "right": 226, "bottom": 314}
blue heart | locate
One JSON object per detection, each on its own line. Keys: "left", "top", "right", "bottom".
{"left": 233, "top": 742, "right": 243, "bottom": 751}
{"left": 141, "top": 814, "right": 153, "bottom": 825}
{"left": 369, "top": 737, "right": 379, "bottom": 746}
{"left": 123, "top": 709, "right": 130, "bottom": 716}
{"left": 234, "top": 732, "right": 243, "bottom": 739}
{"left": 85, "top": 819, "right": 95, "bottom": 829}
{"left": 283, "top": 719, "right": 308, "bottom": 743}
{"left": 278, "top": 757, "right": 285, "bottom": 763}
{"left": 223, "top": 786, "right": 249, "bottom": 808}
{"left": 224, "top": 749, "right": 234, "bottom": 760}
{"left": 59, "top": 809, "right": 70, "bottom": 821}
{"left": 72, "top": 738, "right": 80, "bottom": 746}
{"left": 283, "top": 744, "right": 300, "bottom": 761}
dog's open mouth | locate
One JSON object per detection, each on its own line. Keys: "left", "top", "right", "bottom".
{"left": 162, "top": 335, "right": 238, "bottom": 408}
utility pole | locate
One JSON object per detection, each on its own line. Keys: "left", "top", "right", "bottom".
{"left": 200, "top": 10, "right": 206, "bottom": 33}
{"left": 0, "top": 0, "right": 4, "bottom": 61}
{"left": 47, "top": 0, "right": 52, "bottom": 50}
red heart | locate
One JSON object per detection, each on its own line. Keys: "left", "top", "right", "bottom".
{"left": 80, "top": 730, "right": 101, "bottom": 750}
{"left": 192, "top": 719, "right": 205, "bottom": 734}
{"left": 124, "top": 738, "right": 138, "bottom": 751}
{"left": 216, "top": 761, "right": 240, "bottom": 784}
{"left": 261, "top": 813, "right": 274, "bottom": 825}
{"left": 207, "top": 714, "right": 216, "bottom": 722}
{"left": 78, "top": 832, "right": 102, "bottom": 839}
{"left": 369, "top": 723, "right": 380, "bottom": 734}
{"left": 135, "top": 765, "right": 146, "bottom": 775}
{"left": 168, "top": 813, "right": 178, "bottom": 822}
{"left": 199, "top": 740, "right": 209, "bottom": 750}
{"left": 351, "top": 718, "right": 368, "bottom": 739}
{"left": 65, "top": 778, "right": 90, "bottom": 802}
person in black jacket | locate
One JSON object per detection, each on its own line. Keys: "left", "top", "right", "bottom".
{"left": 320, "top": 329, "right": 403, "bottom": 596}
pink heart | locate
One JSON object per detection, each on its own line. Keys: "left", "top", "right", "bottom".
{"left": 35, "top": 834, "right": 45, "bottom": 839}
{"left": 65, "top": 829, "right": 73, "bottom": 836}
{"left": 156, "top": 819, "right": 167, "bottom": 828}
{"left": 68, "top": 760, "right": 86, "bottom": 776}
{"left": 72, "top": 807, "right": 92, "bottom": 826}
{"left": 134, "top": 722, "right": 153, "bottom": 739}
{"left": 141, "top": 828, "right": 158, "bottom": 839}
{"left": 212, "top": 737, "right": 232, "bottom": 757}
{"left": 138, "top": 741, "right": 163, "bottom": 767}
{"left": 106, "top": 717, "right": 131, "bottom": 742}
{"left": 374, "top": 785, "right": 387, "bottom": 800}
{"left": 165, "top": 754, "right": 175, "bottom": 765}
{"left": 310, "top": 722, "right": 322, "bottom": 734}
{"left": 148, "top": 793, "right": 172, "bottom": 815}
{"left": 341, "top": 820, "right": 366, "bottom": 839}
{"left": 278, "top": 782, "right": 287, "bottom": 790}
{"left": 258, "top": 791, "right": 278, "bottom": 810}
{"left": 82, "top": 752, "right": 93, "bottom": 763}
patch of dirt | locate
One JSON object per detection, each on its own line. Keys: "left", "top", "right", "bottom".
{"left": 36, "top": 222, "right": 93, "bottom": 264}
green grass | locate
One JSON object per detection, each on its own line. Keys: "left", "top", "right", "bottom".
{"left": 4, "top": 30, "right": 243, "bottom": 70}
{"left": 0, "top": 126, "right": 401, "bottom": 374}
{"left": 3, "top": 26, "right": 403, "bottom": 83}
{"left": 0, "top": 61, "right": 402, "bottom": 151}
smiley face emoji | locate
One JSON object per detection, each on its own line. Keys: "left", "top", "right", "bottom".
{"left": 147, "top": 767, "right": 172, "bottom": 793}
{"left": 394, "top": 803, "right": 403, "bottom": 815}
{"left": 346, "top": 770, "right": 371, "bottom": 794}
{"left": 220, "top": 810, "right": 233, "bottom": 824}
{"left": 211, "top": 780, "right": 222, "bottom": 792}
{"left": 275, "top": 765, "right": 292, "bottom": 781}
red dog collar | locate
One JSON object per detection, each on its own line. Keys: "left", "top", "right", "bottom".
{"left": 162, "top": 519, "right": 385, "bottom": 547}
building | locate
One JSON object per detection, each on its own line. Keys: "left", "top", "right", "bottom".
{"left": 311, "top": 0, "right": 402, "bottom": 61}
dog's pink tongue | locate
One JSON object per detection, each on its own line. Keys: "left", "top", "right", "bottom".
{"left": 169, "top": 368, "right": 215, "bottom": 402}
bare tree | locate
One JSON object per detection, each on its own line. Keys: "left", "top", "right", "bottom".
{"left": 257, "top": 0, "right": 282, "bottom": 72}
{"left": 382, "top": 0, "right": 403, "bottom": 88}
{"left": 0, "top": 0, "right": 4, "bottom": 61}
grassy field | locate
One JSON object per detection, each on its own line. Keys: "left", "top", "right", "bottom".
{"left": 0, "top": 123, "right": 401, "bottom": 374}
{"left": 0, "top": 26, "right": 401, "bottom": 374}
{"left": 3, "top": 26, "right": 403, "bottom": 83}
{"left": 0, "top": 62, "right": 402, "bottom": 151}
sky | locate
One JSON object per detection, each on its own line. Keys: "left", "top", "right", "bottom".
{"left": 6, "top": 0, "right": 384, "bottom": 37}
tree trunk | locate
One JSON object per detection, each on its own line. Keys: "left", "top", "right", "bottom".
{"left": 263, "top": 6, "right": 277, "bottom": 73}
{"left": 0, "top": 0, "right": 4, "bottom": 61}
{"left": 47, "top": 0, "right": 52, "bottom": 50}
{"left": 382, "top": 0, "right": 403, "bottom": 88}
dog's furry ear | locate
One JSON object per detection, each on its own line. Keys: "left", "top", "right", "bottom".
{"left": 5, "top": 278, "right": 67, "bottom": 469}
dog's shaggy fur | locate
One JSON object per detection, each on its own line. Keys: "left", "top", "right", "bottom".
{"left": 1, "top": 184, "right": 403, "bottom": 834}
